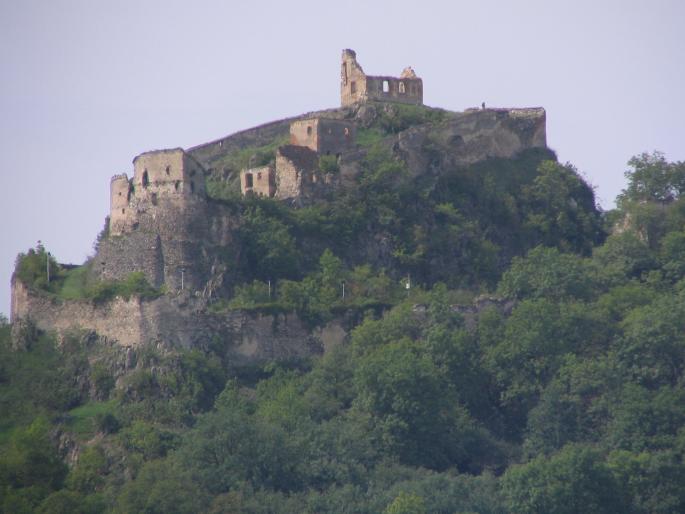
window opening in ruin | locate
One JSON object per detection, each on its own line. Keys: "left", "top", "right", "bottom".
{"left": 383, "top": 80, "right": 389, "bottom": 93}
{"left": 245, "top": 173, "right": 253, "bottom": 188}
{"left": 122, "top": 208, "right": 125, "bottom": 214}
{"left": 350, "top": 81, "right": 356, "bottom": 94}
{"left": 175, "top": 181, "right": 180, "bottom": 191}
{"left": 118, "top": 191, "right": 122, "bottom": 196}
{"left": 257, "top": 172, "right": 262, "bottom": 180}
{"left": 343, "top": 62, "right": 348, "bottom": 85}
{"left": 399, "top": 81, "right": 405, "bottom": 94}
{"left": 307, "top": 126, "right": 312, "bottom": 136}
{"left": 190, "top": 181, "right": 195, "bottom": 193}
{"left": 142, "top": 170, "right": 149, "bottom": 188}
{"left": 165, "top": 165, "right": 170, "bottom": 175}
{"left": 344, "top": 127, "right": 349, "bottom": 136}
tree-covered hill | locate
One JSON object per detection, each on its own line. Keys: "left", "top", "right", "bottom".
{"left": 3, "top": 152, "right": 685, "bottom": 513}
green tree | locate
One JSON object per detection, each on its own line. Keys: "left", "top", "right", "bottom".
{"left": 498, "top": 246, "right": 595, "bottom": 301}
{"left": 618, "top": 151, "right": 685, "bottom": 205}
{"left": 501, "top": 444, "right": 626, "bottom": 514}
{"left": 384, "top": 491, "right": 427, "bottom": 514}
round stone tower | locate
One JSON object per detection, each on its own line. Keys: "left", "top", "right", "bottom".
{"left": 110, "top": 174, "right": 131, "bottom": 236}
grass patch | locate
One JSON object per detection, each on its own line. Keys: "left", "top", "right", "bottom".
{"left": 59, "top": 265, "right": 91, "bottom": 300}
{"left": 65, "top": 400, "right": 117, "bottom": 440}
{"left": 212, "top": 135, "right": 290, "bottom": 175}
{"left": 356, "top": 127, "right": 386, "bottom": 148}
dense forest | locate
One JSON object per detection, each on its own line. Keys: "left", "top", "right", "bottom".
{"left": 2, "top": 148, "right": 685, "bottom": 513}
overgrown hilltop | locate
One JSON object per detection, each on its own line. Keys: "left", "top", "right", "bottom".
{"left": 18, "top": 48, "right": 685, "bottom": 513}
{"left": 9, "top": 95, "right": 603, "bottom": 346}
{"left": 3, "top": 151, "right": 685, "bottom": 513}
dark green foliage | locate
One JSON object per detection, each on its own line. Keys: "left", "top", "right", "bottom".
{"left": 5, "top": 151, "right": 685, "bottom": 512}
{"left": 501, "top": 445, "right": 626, "bottom": 514}
{"left": 85, "top": 271, "right": 162, "bottom": 304}
{"left": 499, "top": 246, "right": 595, "bottom": 300}
{"left": 319, "top": 154, "right": 339, "bottom": 173}
{"left": 14, "top": 244, "right": 60, "bottom": 292}
{"left": 618, "top": 151, "right": 685, "bottom": 205}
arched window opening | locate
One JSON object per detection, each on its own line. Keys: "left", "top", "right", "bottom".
{"left": 245, "top": 173, "right": 253, "bottom": 188}
{"left": 307, "top": 126, "right": 312, "bottom": 136}
{"left": 165, "top": 165, "right": 170, "bottom": 175}
{"left": 142, "top": 170, "right": 149, "bottom": 188}
{"left": 383, "top": 80, "right": 389, "bottom": 93}
{"left": 399, "top": 81, "right": 405, "bottom": 94}
{"left": 175, "top": 181, "right": 180, "bottom": 191}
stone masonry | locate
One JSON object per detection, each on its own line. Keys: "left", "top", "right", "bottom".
{"left": 240, "top": 165, "right": 275, "bottom": 197}
{"left": 290, "top": 118, "right": 356, "bottom": 156}
{"left": 341, "top": 49, "right": 423, "bottom": 107}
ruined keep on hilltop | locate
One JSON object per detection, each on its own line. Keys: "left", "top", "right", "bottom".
{"left": 341, "top": 49, "right": 423, "bottom": 107}
{"left": 11, "top": 49, "right": 548, "bottom": 355}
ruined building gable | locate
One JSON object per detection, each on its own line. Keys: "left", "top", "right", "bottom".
{"left": 341, "top": 49, "right": 423, "bottom": 107}
{"left": 241, "top": 165, "right": 275, "bottom": 197}
{"left": 289, "top": 118, "right": 355, "bottom": 157}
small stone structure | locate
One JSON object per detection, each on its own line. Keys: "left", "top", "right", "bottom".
{"left": 240, "top": 165, "right": 275, "bottom": 197}
{"left": 341, "top": 49, "right": 423, "bottom": 107}
{"left": 274, "top": 144, "right": 320, "bottom": 200}
{"left": 290, "top": 118, "right": 356, "bottom": 156}
{"left": 240, "top": 117, "right": 353, "bottom": 199}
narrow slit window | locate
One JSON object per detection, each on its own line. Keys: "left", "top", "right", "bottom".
{"left": 383, "top": 80, "right": 389, "bottom": 93}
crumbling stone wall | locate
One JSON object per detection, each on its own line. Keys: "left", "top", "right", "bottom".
{"left": 341, "top": 49, "right": 423, "bottom": 107}
{"left": 240, "top": 165, "right": 275, "bottom": 197}
{"left": 290, "top": 118, "right": 356, "bottom": 156}
{"left": 11, "top": 276, "right": 336, "bottom": 361}
{"left": 274, "top": 145, "right": 319, "bottom": 200}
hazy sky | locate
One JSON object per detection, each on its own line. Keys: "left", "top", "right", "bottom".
{"left": 1, "top": 0, "right": 684, "bottom": 317}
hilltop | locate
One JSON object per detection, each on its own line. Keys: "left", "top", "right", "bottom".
{"left": 8, "top": 50, "right": 685, "bottom": 514}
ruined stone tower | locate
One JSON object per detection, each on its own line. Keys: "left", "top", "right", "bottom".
{"left": 109, "top": 148, "right": 206, "bottom": 236}
{"left": 340, "top": 49, "right": 423, "bottom": 107}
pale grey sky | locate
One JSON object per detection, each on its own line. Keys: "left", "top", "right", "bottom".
{"left": 1, "top": 0, "right": 684, "bottom": 317}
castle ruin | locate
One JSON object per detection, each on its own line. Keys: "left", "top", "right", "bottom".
{"left": 11, "top": 48, "right": 550, "bottom": 353}
{"left": 340, "top": 49, "right": 423, "bottom": 107}
{"left": 110, "top": 148, "right": 206, "bottom": 236}
{"left": 240, "top": 117, "right": 354, "bottom": 200}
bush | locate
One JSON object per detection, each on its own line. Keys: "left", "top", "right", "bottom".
{"left": 319, "top": 154, "right": 339, "bottom": 174}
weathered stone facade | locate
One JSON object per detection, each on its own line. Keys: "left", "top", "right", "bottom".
{"left": 290, "top": 118, "right": 356, "bottom": 156}
{"left": 240, "top": 165, "right": 275, "bottom": 197}
{"left": 11, "top": 275, "right": 345, "bottom": 361}
{"left": 109, "top": 148, "right": 205, "bottom": 236}
{"left": 341, "top": 49, "right": 423, "bottom": 107}
{"left": 274, "top": 144, "right": 323, "bottom": 201}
